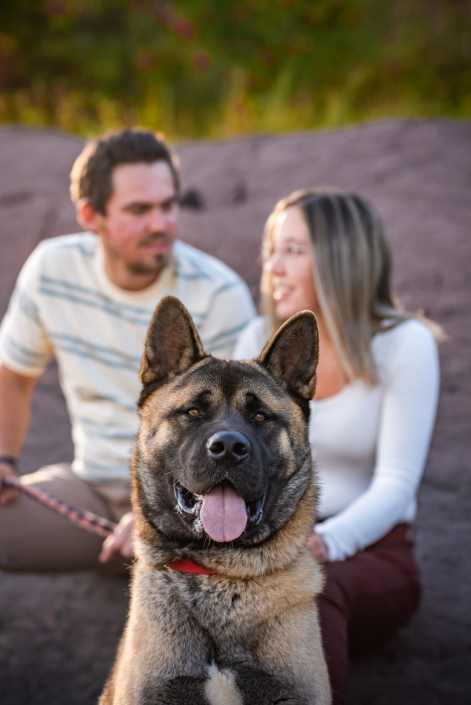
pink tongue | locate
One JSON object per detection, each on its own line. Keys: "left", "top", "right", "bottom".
{"left": 201, "top": 485, "right": 248, "bottom": 542}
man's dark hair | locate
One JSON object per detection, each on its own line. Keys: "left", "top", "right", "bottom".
{"left": 70, "top": 128, "right": 180, "bottom": 215}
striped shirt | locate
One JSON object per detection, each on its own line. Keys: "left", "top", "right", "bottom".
{"left": 0, "top": 233, "right": 256, "bottom": 482}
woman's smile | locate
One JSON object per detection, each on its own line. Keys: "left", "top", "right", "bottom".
{"left": 273, "top": 283, "right": 294, "bottom": 301}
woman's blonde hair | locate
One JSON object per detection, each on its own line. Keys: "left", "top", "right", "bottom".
{"left": 261, "top": 188, "right": 444, "bottom": 386}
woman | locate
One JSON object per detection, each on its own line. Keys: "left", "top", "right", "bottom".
{"left": 234, "top": 189, "right": 442, "bottom": 704}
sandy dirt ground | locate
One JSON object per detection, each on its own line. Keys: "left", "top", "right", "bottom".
{"left": 0, "top": 120, "right": 470, "bottom": 704}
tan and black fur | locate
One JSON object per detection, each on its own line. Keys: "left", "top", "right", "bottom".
{"left": 100, "top": 296, "right": 331, "bottom": 705}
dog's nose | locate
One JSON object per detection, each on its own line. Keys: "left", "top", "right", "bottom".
{"left": 206, "top": 431, "right": 250, "bottom": 462}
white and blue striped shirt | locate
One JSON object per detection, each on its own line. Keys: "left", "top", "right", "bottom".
{"left": 0, "top": 233, "right": 256, "bottom": 482}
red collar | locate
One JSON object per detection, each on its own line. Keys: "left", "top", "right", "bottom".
{"left": 165, "top": 558, "right": 216, "bottom": 575}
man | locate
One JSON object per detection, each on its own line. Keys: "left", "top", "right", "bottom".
{"left": 0, "top": 128, "right": 255, "bottom": 573}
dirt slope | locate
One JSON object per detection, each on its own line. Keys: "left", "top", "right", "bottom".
{"left": 0, "top": 120, "right": 470, "bottom": 704}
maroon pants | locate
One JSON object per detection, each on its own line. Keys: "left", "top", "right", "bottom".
{"left": 317, "top": 524, "right": 421, "bottom": 705}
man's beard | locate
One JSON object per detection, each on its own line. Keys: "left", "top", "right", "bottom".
{"left": 127, "top": 252, "right": 166, "bottom": 276}
{"left": 120, "top": 231, "right": 173, "bottom": 277}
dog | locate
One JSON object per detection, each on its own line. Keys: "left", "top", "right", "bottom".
{"left": 99, "top": 296, "right": 331, "bottom": 705}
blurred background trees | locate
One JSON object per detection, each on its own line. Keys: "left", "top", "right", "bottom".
{"left": 1, "top": 0, "right": 470, "bottom": 139}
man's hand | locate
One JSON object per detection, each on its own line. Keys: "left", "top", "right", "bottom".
{"left": 0, "top": 462, "right": 20, "bottom": 506}
{"left": 0, "top": 364, "right": 37, "bottom": 506}
{"left": 307, "top": 529, "right": 329, "bottom": 561}
{"left": 99, "top": 511, "right": 135, "bottom": 563}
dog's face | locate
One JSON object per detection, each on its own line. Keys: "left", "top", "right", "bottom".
{"left": 135, "top": 297, "right": 318, "bottom": 549}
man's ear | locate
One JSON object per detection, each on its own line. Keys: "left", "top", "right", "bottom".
{"left": 76, "top": 199, "right": 103, "bottom": 234}
{"left": 258, "top": 311, "right": 319, "bottom": 401}
{"left": 139, "top": 296, "right": 206, "bottom": 396}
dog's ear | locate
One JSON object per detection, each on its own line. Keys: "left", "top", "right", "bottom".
{"left": 258, "top": 310, "right": 319, "bottom": 402}
{"left": 139, "top": 296, "right": 206, "bottom": 393}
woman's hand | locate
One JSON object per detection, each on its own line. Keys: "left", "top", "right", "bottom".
{"left": 99, "top": 511, "right": 135, "bottom": 563}
{"left": 307, "top": 529, "right": 329, "bottom": 561}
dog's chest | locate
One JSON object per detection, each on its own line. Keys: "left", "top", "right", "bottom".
{"left": 153, "top": 556, "right": 320, "bottom": 629}
{"left": 167, "top": 572, "right": 263, "bottom": 640}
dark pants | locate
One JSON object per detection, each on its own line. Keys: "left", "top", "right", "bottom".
{"left": 317, "top": 524, "right": 421, "bottom": 705}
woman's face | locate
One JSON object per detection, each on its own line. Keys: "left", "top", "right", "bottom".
{"left": 265, "top": 206, "right": 318, "bottom": 321}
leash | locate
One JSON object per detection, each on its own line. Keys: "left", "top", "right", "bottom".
{"left": 1, "top": 477, "right": 116, "bottom": 538}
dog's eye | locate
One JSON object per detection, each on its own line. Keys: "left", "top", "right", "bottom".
{"left": 254, "top": 412, "right": 266, "bottom": 422}
{"left": 187, "top": 408, "right": 200, "bottom": 417}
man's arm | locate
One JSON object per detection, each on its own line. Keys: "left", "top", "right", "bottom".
{"left": 0, "top": 363, "right": 37, "bottom": 505}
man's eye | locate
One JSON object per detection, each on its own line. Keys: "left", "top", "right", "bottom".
{"left": 254, "top": 412, "right": 266, "bottom": 422}
{"left": 187, "top": 408, "right": 200, "bottom": 417}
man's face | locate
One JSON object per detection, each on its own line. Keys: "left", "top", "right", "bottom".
{"left": 98, "top": 161, "right": 179, "bottom": 277}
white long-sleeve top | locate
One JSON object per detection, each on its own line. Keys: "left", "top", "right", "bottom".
{"left": 233, "top": 316, "right": 440, "bottom": 561}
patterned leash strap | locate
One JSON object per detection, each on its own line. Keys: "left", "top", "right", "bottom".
{"left": 1, "top": 477, "right": 116, "bottom": 538}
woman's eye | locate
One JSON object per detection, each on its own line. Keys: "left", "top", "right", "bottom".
{"left": 254, "top": 412, "right": 266, "bottom": 422}
{"left": 187, "top": 408, "right": 200, "bottom": 417}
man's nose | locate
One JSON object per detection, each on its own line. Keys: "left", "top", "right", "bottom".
{"left": 148, "top": 207, "right": 166, "bottom": 232}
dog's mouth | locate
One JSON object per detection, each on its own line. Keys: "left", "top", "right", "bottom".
{"left": 173, "top": 481, "right": 267, "bottom": 543}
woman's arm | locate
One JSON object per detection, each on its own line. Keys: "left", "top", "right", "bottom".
{"left": 316, "top": 322, "right": 440, "bottom": 562}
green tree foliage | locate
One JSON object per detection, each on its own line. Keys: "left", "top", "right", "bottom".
{"left": 1, "top": 0, "right": 470, "bottom": 138}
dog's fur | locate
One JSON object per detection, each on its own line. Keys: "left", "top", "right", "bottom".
{"left": 99, "top": 296, "right": 331, "bottom": 705}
